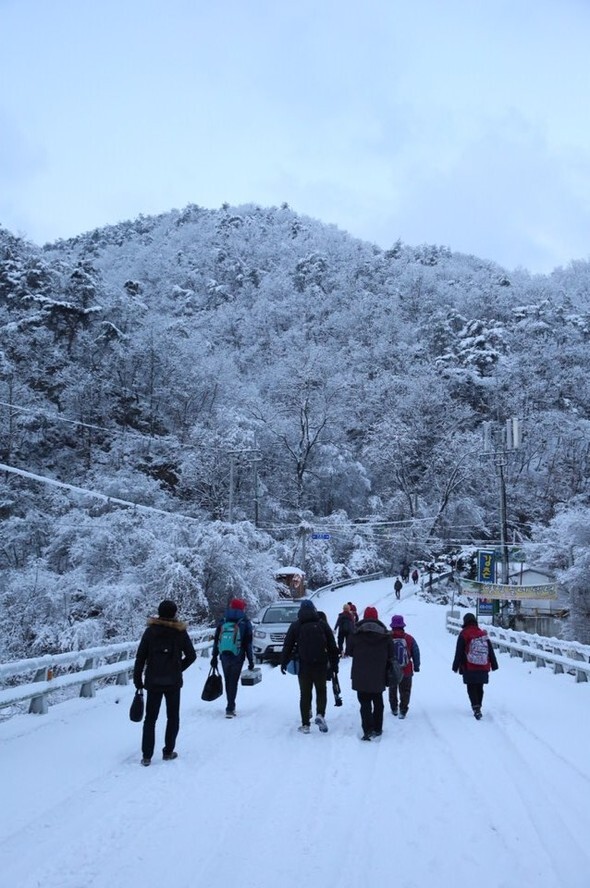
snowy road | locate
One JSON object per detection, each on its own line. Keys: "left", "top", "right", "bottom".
{"left": 1, "top": 578, "right": 589, "bottom": 888}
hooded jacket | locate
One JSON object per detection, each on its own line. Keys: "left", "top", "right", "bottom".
{"left": 281, "top": 605, "right": 339, "bottom": 674}
{"left": 133, "top": 616, "right": 197, "bottom": 690}
{"left": 349, "top": 618, "right": 394, "bottom": 694}
{"left": 452, "top": 624, "right": 498, "bottom": 684}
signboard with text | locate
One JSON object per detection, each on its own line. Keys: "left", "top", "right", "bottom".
{"left": 477, "top": 550, "right": 496, "bottom": 584}
{"left": 461, "top": 580, "right": 557, "bottom": 601}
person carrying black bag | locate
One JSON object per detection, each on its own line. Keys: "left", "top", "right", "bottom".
{"left": 133, "top": 599, "right": 196, "bottom": 766}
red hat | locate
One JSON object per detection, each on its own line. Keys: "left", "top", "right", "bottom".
{"left": 364, "top": 606, "right": 378, "bottom": 620}
{"left": 230, "top": 598, "right": 246, "bottom": 611}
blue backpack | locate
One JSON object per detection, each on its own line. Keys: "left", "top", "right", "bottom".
{"left": 218, "top": 620, "right": 242, "bottom": 656}
{"left": 393, "top": 636, "right": 410, "bottom": 668}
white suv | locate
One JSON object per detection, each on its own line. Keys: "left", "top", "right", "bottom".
{"left": 252, "top": 600, "right": 309, "bottom": 665}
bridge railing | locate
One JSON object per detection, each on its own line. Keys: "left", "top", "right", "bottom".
{"left": 311, "top": 571, "right": 383, "bottom": 598}
{"left": 446, "top": 613, "right": 590, "bottom": 683}
{"left": 0, "top": 628, "right": 215, "bottom": 715}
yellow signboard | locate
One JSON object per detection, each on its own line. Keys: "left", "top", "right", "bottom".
{"left": 461, "top": 581, "right": 557, "bottom": 600}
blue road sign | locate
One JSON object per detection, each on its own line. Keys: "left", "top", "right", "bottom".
{"left": 311, "top": 533, "right": 331, "bottom": 540}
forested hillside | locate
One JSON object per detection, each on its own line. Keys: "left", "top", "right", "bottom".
{"left": 1, "top": 202, "right": 589, "bottom": 655}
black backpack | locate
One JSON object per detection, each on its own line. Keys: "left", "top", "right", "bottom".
{"left": 148, "top": 633, "right": 182, "bottom": 686}
{"left": 297, "top": 620, "right": 328, "bottom": 665}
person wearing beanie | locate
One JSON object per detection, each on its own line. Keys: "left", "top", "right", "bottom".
{"left": 133, "top": 600, "right": 197, "bottom": 766}
{"left": 389, "top": 615, "right": 420, "bottom": 719}
{"left": 452, "top": 612, "right": 499, "bottom": 719}
{"left": 348, "top": 606, "right": 394, "bottom": 741}
{"left": 211, "top": 597, "right": 255, "bottom": 718}
{"left": 280, "top": 599, "right": 339, "bottom": 734}
{"left": 333, "top": 603, "right": 355, "bottom": 657}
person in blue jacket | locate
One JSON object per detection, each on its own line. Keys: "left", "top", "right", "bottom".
{"left": 211, "top": 597, "right": 255, "bottom": 718}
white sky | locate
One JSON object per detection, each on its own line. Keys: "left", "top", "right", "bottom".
{"left": 1, "top": 577, "right": 589, "bottom": 888}
{"left": 1, "top": 0, "right": 589, "bottom": 273}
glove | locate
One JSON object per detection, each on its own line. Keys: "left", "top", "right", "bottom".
{"left": 211, "top": 656, "right": 218, "bottom": 669}
{"left": 248, "top": 662, "right": 255, "bottom": 672}
{"left": 332, "top": 664, "right": 339, "bottom": 675}
{"left": 414, "top": 667, "right": 420, "bottom": 673}
{"left": 280, "top": 665, "right": 287, "bottom": 675}
{"left": 134, "top": 682, "right": 143, "bottom": 691}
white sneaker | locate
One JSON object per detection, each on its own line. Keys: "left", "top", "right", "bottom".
{"left": 298, "top": 724, "right": 311, "bottom": 734}
{"left": 315, "top": 715, "right": 328, "bottom": 733}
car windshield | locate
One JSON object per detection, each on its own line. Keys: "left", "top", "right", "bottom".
{"left": 262, "top": 606, "right": 300, "bottom": 624}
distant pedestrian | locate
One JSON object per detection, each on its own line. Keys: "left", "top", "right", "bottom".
{"left": 389, "top": 615, "right": 420, "bottom": 718}
{"left": 334, "top": 604, "right": 355, "bottom": 656}
{"left": 452, "top": 612, "right": 498, "bottom": 719}
{"left": 401, "top": 566, "right": 410, "bottom": 583}
{"left": 394, "top": 577, "right": 403, "bottom": 600}
{"left": 133, "top": 599, "right": 197, "bottom": 766}
{"left": 211, "top": 597, "right": 255, "bottom": 718}
{"left": 349, "top": 606, "right": 394, "bottom": 741}
{"left": 411, "top": 568, "right": 419, "bottom": 585}
{"left": 281, "top": 600, "right": 339, "bottom": 734}
{"left": 348, "top": 602, "right": 359, "bottom": 623}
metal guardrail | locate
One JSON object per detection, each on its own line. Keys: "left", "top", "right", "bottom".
{"left": 446, "top": 613, "right": 590, "bottom": 683}
{"left": 0, "top": 628, "right": 216, "bottom": 715}
{"left": 311, "top": 571, "right": 384, "bottom": 599}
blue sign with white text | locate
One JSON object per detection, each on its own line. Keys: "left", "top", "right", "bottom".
{"left": 477, "top": 550, "right": 496, "bottom": 584}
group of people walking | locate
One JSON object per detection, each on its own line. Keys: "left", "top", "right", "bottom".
{"left": 132, "top": 595, "right": 498, "bottom": 762}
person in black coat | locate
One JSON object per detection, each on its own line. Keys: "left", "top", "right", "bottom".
{"left": 281, "top": 600, "right": 339, "bottom": 734}
{"left": 333, "top": 604, "right": 355, "bottom": 656}
{"left": 349, "top": 606, "right": 394, "bottom": 740}
{"left": 133, "top": 599, "right": 197, "bottom": 765}
{"left": 452, "top": 612, "right": 499, "bottom": 719}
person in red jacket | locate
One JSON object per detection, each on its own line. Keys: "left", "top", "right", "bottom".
{"left": 389, "top": 615, "right": 420, "bottom": 718}
{"left": 452, "top": 612, "right": 499, "bottom": 719}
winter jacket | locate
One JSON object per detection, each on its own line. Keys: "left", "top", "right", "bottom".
{"left": 334, "top": 611, "right": 355, "bottom": 635}
{"left": 452, "top": 626, "right": 498, "bottom": 685}
{"left": 212, "top": 606, "right": 254, "bottom": 667}
{"left": 349, "top": 618, "right": 394, "bottom": 694}
{"left": 281, "top": 609, "right": 339, "bottom": 675}
{"left": 394, "top": 579, "right": 403, "bottom": 594}
{"left": 133, "top": 617, "right": 197, "bottom": 690}
{"left": 391, "top": 628, "right": 420, "bottom": 677}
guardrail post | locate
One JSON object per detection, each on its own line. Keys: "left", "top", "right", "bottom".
{"left": 29, "top": 667, "right": 49, "bottom": 714}
{"left": 115, "top": 651, "right": 130, "bottom": 686}
{"left": 80, "top": 658, "right": 96, "bottom": 698}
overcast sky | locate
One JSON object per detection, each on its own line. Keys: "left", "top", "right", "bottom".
{"left": 1, "top": 0, "right": 589, "bottom": 273}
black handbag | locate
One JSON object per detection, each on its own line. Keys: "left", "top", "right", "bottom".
{"left": 129, "top": 689, "right": 144, "bottom": 722}
{"left": 201, "top": 665, "right": 223, "bottom": 701}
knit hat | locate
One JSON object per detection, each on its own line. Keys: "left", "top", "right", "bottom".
{"left": 364, "top": 606, "right": 378, "bottom": 620}
{"left": 158, "top": 599, "right": 177, "bottom": 620}
{"left": 230, "top": 598, "right": 246, "bottom": 611}
{"left": 299, "top": 599, "right": 317, "bottom": 614}
{"left": 463, "top": 612, "right": 477, "bottom": 627}
{"left": 390, "top": 614, "right": 405, "bottom": 629}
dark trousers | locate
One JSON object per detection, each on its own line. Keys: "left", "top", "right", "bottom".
{"left": 337, "top": 631, "right": 350, "bottom": 655}
{"left": 142, "top": 686, "right": 181, "bottom": 759}
{"left": 467, "top": 684, "right": 484, "bottom": 708}
{"left": 298, "top": 665, "right": 328, "bottom": 725}
{"left": 357, "top": 690, "right": 384, "bottom": 734}
{"left": 221, "top": 652, "right": 244, "bottom": 712}
{"left": 389, "top": 675, "right": 412, "bottom": 714}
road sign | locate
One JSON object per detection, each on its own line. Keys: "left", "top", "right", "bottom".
{"left": 311, "top": 533, "right": 331, "bottom": 540}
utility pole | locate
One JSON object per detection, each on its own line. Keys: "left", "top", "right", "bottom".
{"left": 227, "top": 446, "right": 262, "bottom": 524}
{"left": 482, "top": 417, "right": 522, "bottom": 585}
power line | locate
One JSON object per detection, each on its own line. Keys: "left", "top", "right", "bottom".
{"left": 0, "top": 462, "right": 202, "bottom": 524}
